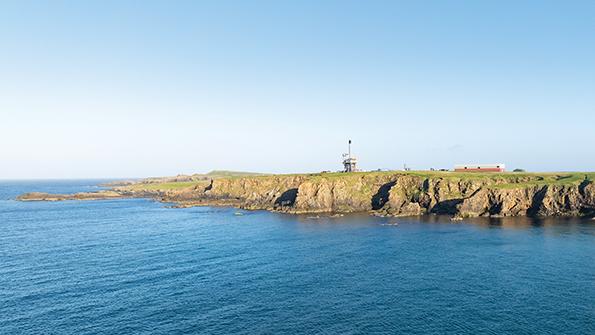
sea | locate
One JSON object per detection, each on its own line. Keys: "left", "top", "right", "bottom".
{"left": 0, "top": 180, "right": 594, "bottom": 335}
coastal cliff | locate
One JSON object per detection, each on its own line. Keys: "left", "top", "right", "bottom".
{"left": 17, "top": 171, "right": 595, "bottom": 218}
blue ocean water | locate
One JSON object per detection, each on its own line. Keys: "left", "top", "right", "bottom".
{"left": 0, "top": 181, "right": 594, "bottom": 335}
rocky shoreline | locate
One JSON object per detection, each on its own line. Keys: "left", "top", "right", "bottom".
{"left": 16, "top": 171, "right": 595, "bottom": 219}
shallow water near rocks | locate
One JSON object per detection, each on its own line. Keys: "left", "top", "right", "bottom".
{"left": 1, "top": 181, "right": 594, "bottom": 334}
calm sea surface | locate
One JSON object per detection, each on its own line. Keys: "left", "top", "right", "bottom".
{"left": 1, "top": 181, "right": 594, "bottom": 335}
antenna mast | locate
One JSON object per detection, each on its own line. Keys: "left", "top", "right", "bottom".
{"left": 348, "top": 139, "right": 351, "bottom": 159}
{"left": 342, "top": 139, "right": 358, "bottom": 173}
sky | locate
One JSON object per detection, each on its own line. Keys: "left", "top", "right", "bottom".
{"left": 1, "top": 0, "right": 594, "bottom": 179}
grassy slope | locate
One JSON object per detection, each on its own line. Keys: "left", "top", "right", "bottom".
{"left": 205, "top": 170, "right": 268, "bottom": 178}
{"left": 125, "top": 181, "right": 207, "bottom": 191}
{"left": 492, "top": 172, "right": 595, "bottom": 189}
{"left": 121, "top": 171, "right": 595, "bottom": 191}
{"left": 125, "top": 170, "right": 267, "bottom": 191}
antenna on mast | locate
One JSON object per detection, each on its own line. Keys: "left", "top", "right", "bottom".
{"left": 348, "top": 139, "right": 351, "bottom": 159}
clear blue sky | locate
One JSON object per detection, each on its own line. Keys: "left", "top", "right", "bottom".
{"left": 1, "top": 0, "right": 594, "bottom": 178}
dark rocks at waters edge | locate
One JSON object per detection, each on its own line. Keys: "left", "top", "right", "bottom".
{"left": 16, "top": 171, "right": 595, "bottom": 219}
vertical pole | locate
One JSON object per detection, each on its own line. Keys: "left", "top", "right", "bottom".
{"left": 348, "top": 139, "right": 351, "bottom": 159}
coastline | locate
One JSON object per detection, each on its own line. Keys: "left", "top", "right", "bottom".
{"left": 16, "top": 171, "right": 595, "bottom": 219}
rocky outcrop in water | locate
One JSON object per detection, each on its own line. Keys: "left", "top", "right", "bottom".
{"left": 17, "top": 191, "right": 125, "bottom": 201}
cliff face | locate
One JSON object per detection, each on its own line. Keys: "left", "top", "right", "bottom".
{"left": 162, "top": 173, "right": 595, "bottom": 218}
{"left": 17, "top": 172, "right": 595, "bottom": 218}
{"left": 455, "top": 182, "right": 595, "bottom": 217}
{"left": 203, "top": 176, "right": 307, "bottom": 210}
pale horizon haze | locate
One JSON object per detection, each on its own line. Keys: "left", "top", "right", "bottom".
{"left": 1, "top": 1, "right": 594, "bottom": 179}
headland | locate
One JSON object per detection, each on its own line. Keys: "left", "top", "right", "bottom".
{"left": 16, "top": 170, "right": 595, "bottom": 219}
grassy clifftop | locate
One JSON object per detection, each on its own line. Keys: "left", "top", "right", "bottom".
{"left": 205, "top": 170, "right": 268, "bottom": 178}
{"left": 125, "top": 170, "right": 266, "bottom": 191}
{"left": 122, "top": 171, "right": 595, "bottom": 192}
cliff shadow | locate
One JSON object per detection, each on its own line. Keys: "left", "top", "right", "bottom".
{"left": 527, "top": 186, "right": 548, "bottom": 217}
{"left": 274, "top": 188, "right": 298, "bottom": 209}
{"left": 371, "top": 181, "right": 396, "bottom": 210}
{"left": 489, "top": 202, "right": 503, "bottom": 216}
{"left": 578, "top": 179, "right": 592, "bottom": 197}
{"left": 580, "top": 206, "right": 595, "bottom": 218}
{"left": 431, "top": 199, "right": 464, "bottom": 215}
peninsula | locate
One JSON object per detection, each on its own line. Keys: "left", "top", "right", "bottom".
{"left": 17, "top": 170, "right": 595, "bottom": 219}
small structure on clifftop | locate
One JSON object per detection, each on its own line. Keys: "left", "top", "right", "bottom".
{"left": 342, "top": 140, "right": 359, "bottom": 172}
